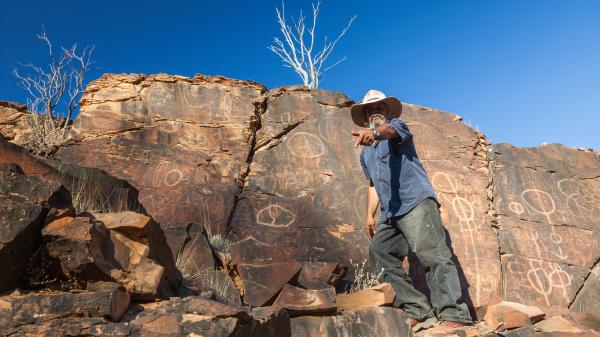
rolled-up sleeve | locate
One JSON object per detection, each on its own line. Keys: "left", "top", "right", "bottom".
{"left": 360, "top": 150, "right": 370, "bottom": 180}
{"left": 389, "top": 118, "right": 413, "bottom": 143}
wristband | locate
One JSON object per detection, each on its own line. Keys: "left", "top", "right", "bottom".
{"left": 372, "top": 128, "right": 381, "bottom": 140}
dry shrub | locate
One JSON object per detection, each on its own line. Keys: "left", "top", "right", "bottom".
{"left": 17, "top": 113, "right": 67, "bottom": 157}
{"left": 207, "top": 232, "right": 233, "bottom": 258}
{"left": 349, "top": 259, "right": 384, "bottom": 293}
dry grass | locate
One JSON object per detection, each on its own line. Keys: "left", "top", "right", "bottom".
{"left": 198, "top": 271, "right": 238, "bottom": 306}
{"left": 175, "top": 237, "right": 239, "bottom": 305}
{"left": 349, "top": 259, "right": 384, "bottom": 293}
{"left": 175, "top": 240, "right": 204, "bottom": 287}
{"left": 17, "top": 113, "right": 67, "bottom": 157}
{"left": 69, "top": 170, "right": 131, "bottom": 214}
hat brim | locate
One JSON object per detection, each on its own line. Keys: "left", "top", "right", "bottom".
{"left": 350, "top": 96, "right": 403, "bottom": 127}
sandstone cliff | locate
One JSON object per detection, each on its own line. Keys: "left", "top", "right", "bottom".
{"left": 1, "top": 73, "right": 598, "bottom": 336}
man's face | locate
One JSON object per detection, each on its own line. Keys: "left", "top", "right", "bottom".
{"left": 364, "top": 102, "right": 388, "bottom": 128}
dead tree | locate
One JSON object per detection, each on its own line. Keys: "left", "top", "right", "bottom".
{"left": 269, "top": 1, "right": 357, "bottom": 90}
{"left": 12, "top": 28, "right": 94, "bottom": 136}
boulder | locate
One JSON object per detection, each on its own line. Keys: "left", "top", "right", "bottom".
{"left": 238, "top": 259, "right": 302, "bottom": 307}
{"left": 0, "top": 194, "right": 44, "bottom": 292}
{"left": 43, "top": 215, "right": 177, "bottom": 299}
{"left": 273, "top": 284, "right": 336, "bottom": 316}
{"left": 290, "top": 306, "right": 410, "bottom": 337}
{"left": 131, "top": 295, "right": 248, "bottom": 320}
{"left": 297, "top": 262, "right": 347, "bottom": 289}
{"left": 336, "top": 283, "right": 396, "bottom": 311}
{"left": 2, "top": 317, "right": 131, "bottom": 337}
{"left": 125, "top": 257, "right": 171, "bottom": 301}
{"left": 42, "top": 216, "right": 121, "bottom": 282}
{"left": 92, "top": 211, "right": 182, "bottom": 288}
{"left": 0, "top": 285, "right": 130, "bottom": 328}
{"left": 483, "top": 301, "right": 545, "bottom": 330}
{"left": 535, "top": 316, "right": 586, "bottom": 333}
{"left": 249, "top": 306, "right": 291, "bottom": 337}
{"left": 130, "top": 313, "right": 243, "bottom": 337}
{"left": 0, "top": 100, "right": 30, "bottom": 142}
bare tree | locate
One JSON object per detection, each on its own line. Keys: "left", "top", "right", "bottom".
{"left": 269, "top": 1, "right": 357, "bottom": 90}
{"left": 12, "top": 28, "right": 94, "bottom": 155}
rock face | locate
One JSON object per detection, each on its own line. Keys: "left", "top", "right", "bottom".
{"left": 491, "top": 144, "right": 600, "bottom": 309}
{"left": 0, "top": 136, "right": 143, "bottom": 214}
{"left": 48, "top": 74, "right": 599, "bottom": 314}
{"left": 0, "top": 179, "right": 46, "bottom": 292}
{"left": 54, "top": 74, "right": 266, "bottom": 237}
{"left": 2, "top": 72, "right": 599, "bottom": 336}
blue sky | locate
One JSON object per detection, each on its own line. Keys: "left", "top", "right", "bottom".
{"left": 1, "top": 0, "right": 599, "bottom": 149}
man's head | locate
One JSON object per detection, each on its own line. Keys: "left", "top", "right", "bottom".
{"left": 350, "top": 90, "right": 403, "bottom": 128}
{"left": 364, "top": 101, "right": 389, "bottom": 129}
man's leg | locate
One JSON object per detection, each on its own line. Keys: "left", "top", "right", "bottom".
{"left": 395, "top": 198, "right": 472, "bottom": 324}
{"left": 369, "top": 220, "right": 434, "bottom": 321}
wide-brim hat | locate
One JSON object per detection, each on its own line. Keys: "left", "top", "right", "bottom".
{"left": 350, "top": 89, "right": 403, "bottom": 127}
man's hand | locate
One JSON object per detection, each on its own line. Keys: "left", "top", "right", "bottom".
{"left": 364, "top": 215, "right": 376, "bottom": 240}
{"left": 352, "top": 129, "right": 375, "bottom": 148}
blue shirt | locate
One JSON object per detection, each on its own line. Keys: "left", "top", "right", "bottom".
{"left": 360, "top": 118, "right": 436, "bottom": 222}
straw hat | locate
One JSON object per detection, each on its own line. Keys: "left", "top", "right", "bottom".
{"left": 350, "top": 90, "right": 403, "bottom": 127}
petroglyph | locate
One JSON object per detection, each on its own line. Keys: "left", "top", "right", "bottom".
{"left": 182, "top": 86, "right": 209, "bottom": 108}
{"left": 164, "top": 169, "right": 183, "bottom": 187}
{"left": 287, "top": 132, "right": 325, "bottom": 158}
{"left": 558, "top": 178, "right": 600, "bottom": 219}
{"left": 431, "top": 172, "right": 458, "bottom": 194}
{"left": 256, "top": 204, "right": 295, "bottom": 227}
{"left": 509, "top": 201, "right": 525, "bottom": 215}
{"left": 431, "top": 171, "right": 498, "bottom": 305}
{"left": 521, "top": 189, "right": 555, "bottom": 223}
{"left": 151, "top": 165, "right": 186, "bottom": 188}
{"left": 353, "top": 185, "right": 369, "bottom": 222}
{"left": 505, "top": 256, "right": 573, "bottom": 307}
{"left": 280, "top": 112, "right": 292, "bottom": 124}
{"left": 504, "top": 221, "right": 574, "bottom": 306}
{"left": 145, "top": 82, "right": 169, "bottom": 108}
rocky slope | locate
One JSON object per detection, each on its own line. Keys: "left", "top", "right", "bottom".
{"left": 0, "top": 73, "right": 598, "bottom": 336}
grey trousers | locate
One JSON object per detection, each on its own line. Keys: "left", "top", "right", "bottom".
{"left": 368, "top": 198, "right": 472, "bottom": 323}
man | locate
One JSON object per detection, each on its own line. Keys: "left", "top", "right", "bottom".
{"left": 351, "top": 90, "right": 472, "bottom": 335}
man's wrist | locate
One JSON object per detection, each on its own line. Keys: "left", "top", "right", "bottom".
{"left": 372, "top": 127, "right": 381, "bottom": 140}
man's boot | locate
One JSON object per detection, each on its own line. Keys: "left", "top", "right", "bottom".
{"left": 424, "top": 321, "right": 471, "bottom": 336}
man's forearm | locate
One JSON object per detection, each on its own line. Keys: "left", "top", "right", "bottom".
{"left": 373, "top": 123, "right": 399, "bottom": 140}
{"left": 366, "top": 182, "right": 380, "bottom": 219}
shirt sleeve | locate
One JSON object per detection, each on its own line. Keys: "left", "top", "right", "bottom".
{"left": 359, "top": 149, "right": 371, "bottom": 181}
{"left": 388, "top": 118, "right": 413, "bottom": 143}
